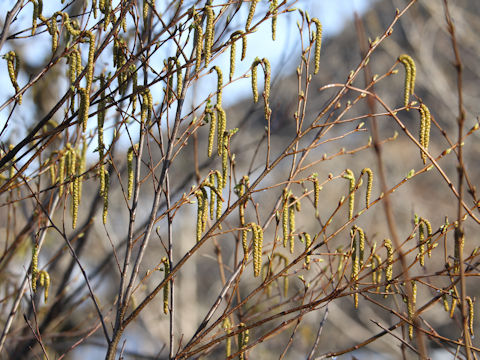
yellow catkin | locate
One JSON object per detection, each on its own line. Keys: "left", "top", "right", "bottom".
{"left": 166, "top": 58, "right": 174, "bottom": 102}
{"left": 442, "top": 293, "right": 450, "bottom": 312}
{"left": 163, "top": 257, "right": 170, "bottom": 314}
{"left": 242, "top": 227, "right": 250, "bottom": 261}
{"left": 130, "top": 64, "right": 138, "bottom": 113}
{"left": 214, "top": 170, "right": 223, "bottom": 222}
{"left": 5, "top": 51, "right": 22, "bottom": 104}
{"left": 270, "top": 0, "right": 278, "bottom": 40}
{"left": 32, "top": 0, "right": 38, "bottom": 35}
{"left": 204, "top": 105, "right": 215, "bottom": 158}
{"left": 288, "top": 195, "right": 297, "bottom": 254}
{"left": 176, "top": 59, "right": 183, "bottom": 98}
{"left": 229, "top": 33, "right": 238, "bottom": 81}
{"left": 398, "top": 54, "right": 416, "bottom": 109}
{"left": 85, "top": 31, "right": 96, "bottom": 92}
{"left": 49, "top": 17, "right": 58, "bottom": 53}
{"left": 251, "top": 57, "right": 261, "bottom": 103}
{"left": 241, "top": 34, "right": 247, "bottom": 61}
{"left": 372, "top": 254, "right": 382, "bottom": 292}
{"left": 419, "top": 103, "right": 431, "bottom": 164}
{"left": 246, "top": 0, "right": 258, "bottom": 31}
{"left": 304, "top": 232, "right": 312, "bottom": 269}
{"left": 127, "top": 146, "right": 135, "bottom": 200}
{"left": 143, "top": 0, "right": 150, "bottom": 23}
{"left": 31, "top": 244, "right": 39, "bottom": 292}
{"left": 354, "top": 225, "right": 365, "bottom": 266}
{"left": 194, "top": 13, "right": 203, "bottom": 71}
{"left": 39, "top": 270, "right": 50, "bottom": 302}
{"left": 209, "top": 173, "right": 216, "bottom": 220}
{"left": 384, "top": 239, "right": 393, "bottom": 296}
{"left": 467, "top": 296, "right": 474, "bottom": 336}
{"left": 351, "top": 228, "right": 359, "bottom": 308}
{"left": 102, "top": 169, "right": 109, "bottom": 224}
{"left": 221, "top": 132, "right": 229, "bottom": 188}
{"left": 408, "top": 280, "right": 417, "bottom": 340}
{"left": 418, "top": 221, "right": 425, "bottom": 267}
{"left": 450, "top": 298, "right": 457, "bottom": 318}
{"left": 78, "top": 87, "right": 89, "bottom": 132}
{"left": 252, "top": 223, "right": 263, "bottom": 277}
{"left": 216, "top": 105, "right": 227, "bottom": 157}
{"left": 262, "top": 58, "right": 271, "bottom": 119}
{"left": 312, "top": 18, "right": 322, "bottom": 74}
{"left": 420, "top": 217, "right": 433, "bottom": 258}
{"left": 204, "top": 4, "right": 214, "bottom": 67}
{"left": 238, "top": 323, "right": 249, "bottom": 360}
{"left": 195, "top": 190, "right": 205, "bottom": 242}
{"left": 211, "top": 66, "right": 223, "bottom": 106}
{"left": 361, "top": 168, "right": 373, "bottom": 208}
{"left": 282, "top": 190, "right": 289, "bottom": 248}
{"left": 58, "top": 150, "right": 65, "bottom": 196}
{"left": 343, "top": 169, "right": 355, "bottom": 220}
{"left": 72, "top": 166, "right": 80, "bottom": 229}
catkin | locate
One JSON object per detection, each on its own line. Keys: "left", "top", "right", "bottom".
{"left": 39, "top": 270, "right": 50, "bottom": 302}
{"left": 163, "top": 257, "right": 170, "bottom": 314}
{"left": 176, "top": 59, "right": 183, "bottom": 98}
{"left": 32, "top": 0, "right": 38, "bottom": 35}
{"left": 304, "top": 232, "right": 312, "bottom": 269}
{"left": 384, "top": 239, "right": 393, "bottom": 296}
{"left": 31, "top": 244, "right": 39, "bottom": 292}
{"left": 251, "top": 57, "right": 261, "bottom": 103}
{"left": 209, "top": 173, "right": 216, "bottom": 220}
{"left": 361, "top": 168, "right": 373, "bottom": 208}
{"left": 238, "top": 323, "right": 249, "bottom": 360}
{"left": 252, "top": 223, "right": 263, "bottom": 277}
{"left": 194, "top": 13, "right": 203, "bottom": 71}
{"left": 270, "top": 0, "right": 278, "bottom": 40}
{"left": 312, "top": 18, "right": 322, "bottom": 74}
{"left": 398, "top": 54, "right": 416, "bottom": 109}
{"left": 49, "top": 17, "right": 58, "bottom": 53}
{"left": 262, "top": 58, "right": 271, "bottom": 109}
{"left": 204, "top": 4, "right": 215, "bottom": 66}
{"left": 229, "top": 33, "right": 237, "bottom": 81}
{"left": 343, "top": 169, "right": 355, "bottom": 220}
{"left": 195, "top": 190, "right": 205, "bottom": 242}
{"left": 211, "top": 66, "right": 223, "bottom": 106}
{"left": 288, "top": 195, "right": 297, "bottom": 254}
{"left": 418, "top": 222, "right": 425, "bottom": 266}
{"left": 312, "top": 173, "right": 320, "bottom": 214}
{"left": 408, "top": 280, "right": 417, "bottom": 339}
{"left": 246, "top": 0, "right": 258, "bottom": 31}
{"left": 241, "top": 34, "right": 247, "bottom": 61}
{"left": 467, "top": 296, "right": 474, "bottom": 336}
{"left": 221, "top": 132, "right": 229, "bottom": 188}
{"left": 421, "top": 217, "right": 433, "bottom": 257}
{"left": 72, "top": 170, "right": 79, "bottom": 229}
{"left": 86, "top": 31, "right": 96, "bottom": 92}
{"left": 127, "top": 145, "right": 135, "bottom": 200}
{"left": 354, "top": 225, "right": 365, "bottom": 266}
{"left": 216, "top": 105, "right": 227, "bottom": 157}
{"left": 419, "top": 103, "right": 431, "bottom": 164}
{"left": 351, "top": 229, "right": 359, "bottom": 308}
{"left": 214, "top": 170, "right": 223, "bottom": 222}
{"left": 5, "top": 51, "right": 22, "bottom": 104}
{"left": 103, "top": 169, "right": 109, "bottom": 224}
{"left": 282, "top": 190, "right": 289, "bottom": 248}
{"left": 79, "top": 87, "right": 89, "bottom": 132}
